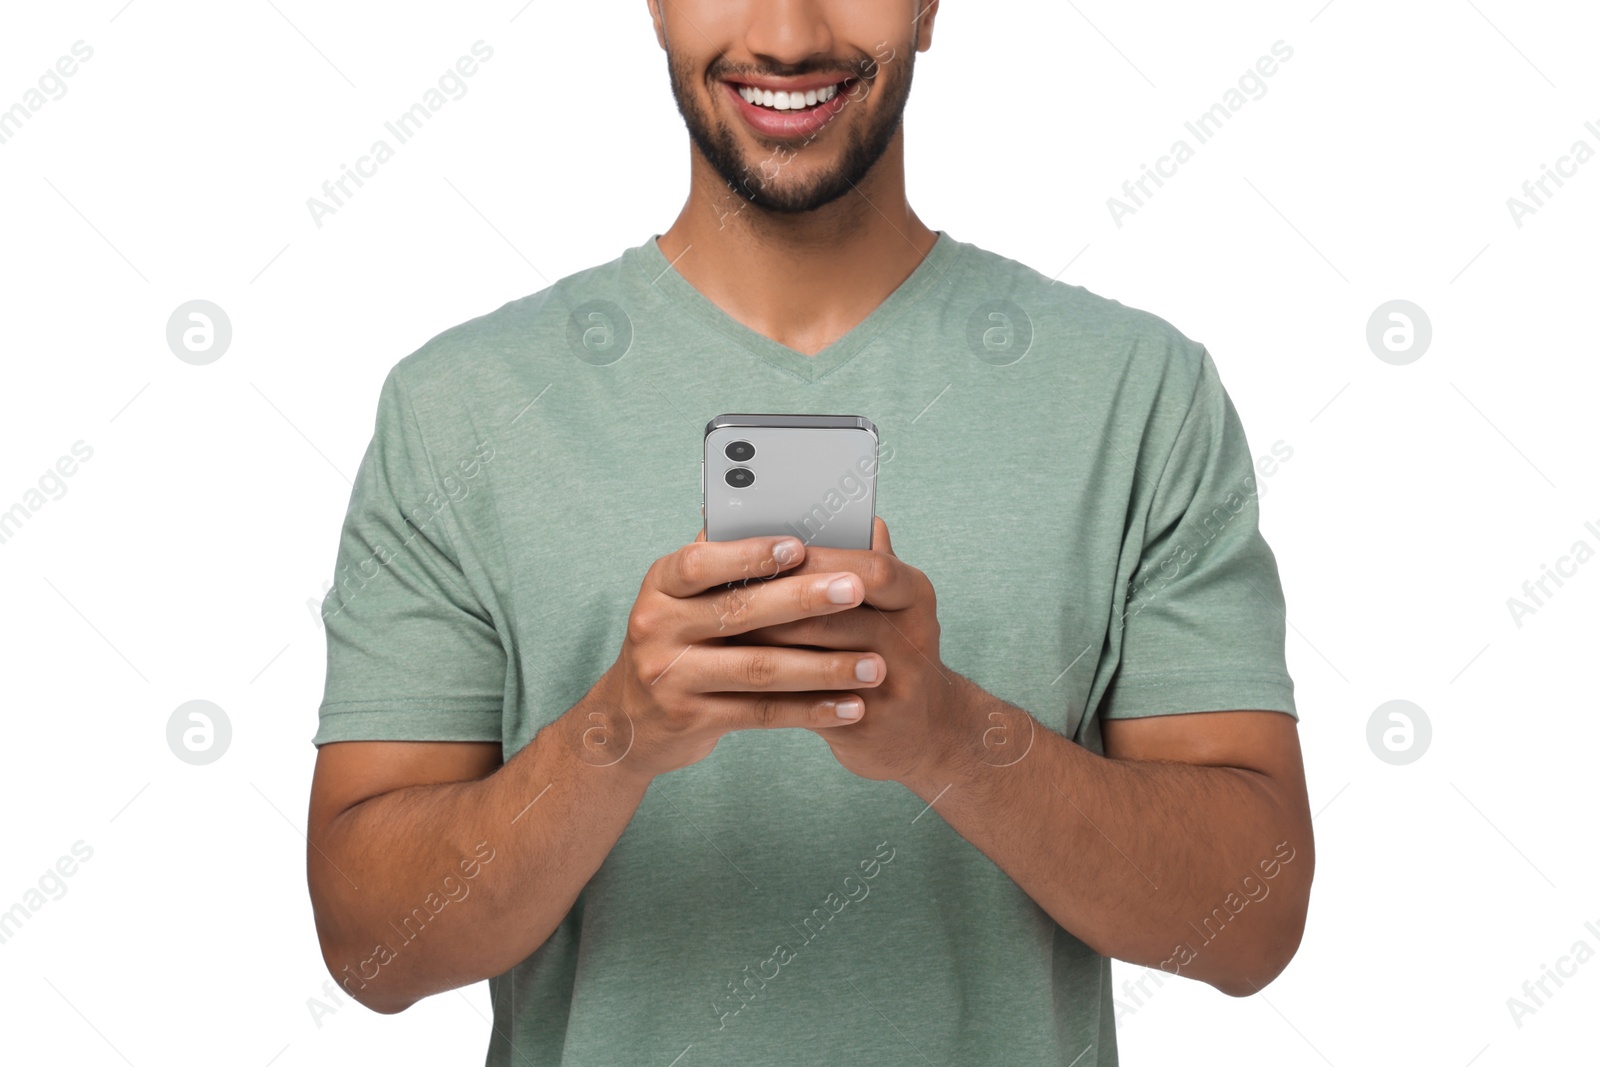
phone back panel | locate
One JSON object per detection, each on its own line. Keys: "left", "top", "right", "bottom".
{"left": 704, "top": 418, "right": 877, "bottom": 550}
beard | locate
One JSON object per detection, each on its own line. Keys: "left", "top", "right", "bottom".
{"left": 664, "top": 45, "right": 915, "bottom": 215}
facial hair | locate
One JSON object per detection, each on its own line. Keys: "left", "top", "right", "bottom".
{"left": 664, "top": 42, "right": 915, "bottom": 215}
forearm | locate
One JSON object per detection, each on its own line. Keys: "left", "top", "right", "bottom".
{"left": 903, "top": 677, "right": 1312, "bottom": 996}
{"left": 309, "top": 684, "right": 651, "bottom": 1013}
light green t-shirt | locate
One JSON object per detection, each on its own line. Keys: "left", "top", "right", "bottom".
{"left": 315, "top": 230, "right": 1298, "bottom": 1066}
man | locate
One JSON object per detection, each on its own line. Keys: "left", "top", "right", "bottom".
{"left": 306, "top": 2, "right": 1314, "bottom": 1064}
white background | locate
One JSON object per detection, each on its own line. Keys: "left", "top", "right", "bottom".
{"left": 1, "top": 1, "right": 1596, "bottom": 1064}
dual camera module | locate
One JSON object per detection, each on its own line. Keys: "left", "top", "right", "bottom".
{"left": 723, "top": 440, "right": 755, "bottom": 488}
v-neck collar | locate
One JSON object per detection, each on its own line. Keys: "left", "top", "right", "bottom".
{"left": 626, "top": 229, "right": 960, "bottom": 383}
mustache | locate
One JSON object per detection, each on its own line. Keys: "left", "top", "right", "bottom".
{"left": 711, "top": 60, "right": 875, "bottom": 84}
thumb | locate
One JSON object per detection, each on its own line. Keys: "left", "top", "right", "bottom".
{"left": 872, "top": 515, "right": 895, "bottom": 557}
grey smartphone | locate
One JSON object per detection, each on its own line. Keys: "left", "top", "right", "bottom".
{"left": 703, "top": 413, "right": 879, "bottom": 550}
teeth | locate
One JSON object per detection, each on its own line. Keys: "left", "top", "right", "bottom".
{"left": 739, "top": 82, "right": 841, "bottom": 110}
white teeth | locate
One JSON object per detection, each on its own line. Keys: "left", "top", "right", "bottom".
{"left": 738, "top": 82, "right": 841, "bottom": 110}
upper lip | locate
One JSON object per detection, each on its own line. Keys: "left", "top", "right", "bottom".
{"left": 723, "top": 73, "right": 854, "bottom": 94}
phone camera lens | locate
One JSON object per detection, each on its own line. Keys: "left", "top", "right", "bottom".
{"left": 725, "top": 467, "right": 755, "bottom": 489}
{"left": 725, "top": 440, "right": 755, "bottom": 462}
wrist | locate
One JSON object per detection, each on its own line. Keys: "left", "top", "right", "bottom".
{"left": 899, "top": 672, "right": 989, "bottom": 798}
{"left": 557, "top": 669, "right": 656, "bottom": 790}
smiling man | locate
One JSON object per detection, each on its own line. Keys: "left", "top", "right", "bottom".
{"left": 306, "top": 3, "right": 1314, "bottom": 1065}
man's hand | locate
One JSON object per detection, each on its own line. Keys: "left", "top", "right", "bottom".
{"left": 596, "top": 531, "right": 890, "bottom": 782}
{"left": 733, "top": 517, "right": 972, "bottom": 785}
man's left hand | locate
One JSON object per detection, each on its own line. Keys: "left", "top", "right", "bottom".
{"left": 731, "top": 517, "right": 975, "bottom": 786}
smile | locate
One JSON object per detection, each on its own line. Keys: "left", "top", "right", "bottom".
{"left": 721, "top": 77, "right": 859, "bottom": 139}
{"left": 735, "top": 81, "right": 847, "bottom": 111}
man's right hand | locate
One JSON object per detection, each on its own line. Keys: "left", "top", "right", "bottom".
{"left": 591, "top": 533, "right": 884, "bottom": 781}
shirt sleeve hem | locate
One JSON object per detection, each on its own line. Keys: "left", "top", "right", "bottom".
{"left": 1098, "top": 672, "right": 1298, "bottom": 721}
{"left": 312, "top": 704, "right": 503, "bottom": 746}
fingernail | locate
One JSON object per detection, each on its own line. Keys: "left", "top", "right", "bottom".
{"left": 827, "top": 577, "right": 857, "bottom": 604}
{"left": 855, "top": 658, "right": 879, "bottom": 682}
{"left": 774, "top": 539, "right": 801, "bottom": 565}
{"left": 834, "top": 698, "right": 863, "bottom": 720}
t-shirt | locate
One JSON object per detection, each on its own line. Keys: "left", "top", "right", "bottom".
{"left": 314, "top": 229, "right": 1298, "bottom": 1066}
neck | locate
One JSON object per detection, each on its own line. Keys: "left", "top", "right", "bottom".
{"left": 655, "top": 130, "right": 938, "bottom": 357}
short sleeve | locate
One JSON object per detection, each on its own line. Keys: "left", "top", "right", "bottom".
{"left": 313, "top": 368, "right": 506, "bottom": 745}
{"left": 1099, "top": 350, "right": 1298, "bottom": 720}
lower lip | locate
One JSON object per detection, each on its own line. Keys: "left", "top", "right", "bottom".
{"left": 723, "top": 80, "right": 854, "bottom": 140}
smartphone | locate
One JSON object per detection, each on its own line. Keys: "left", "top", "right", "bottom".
{"left": 703, "top": 414, "right": 879, "bottom": 550}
